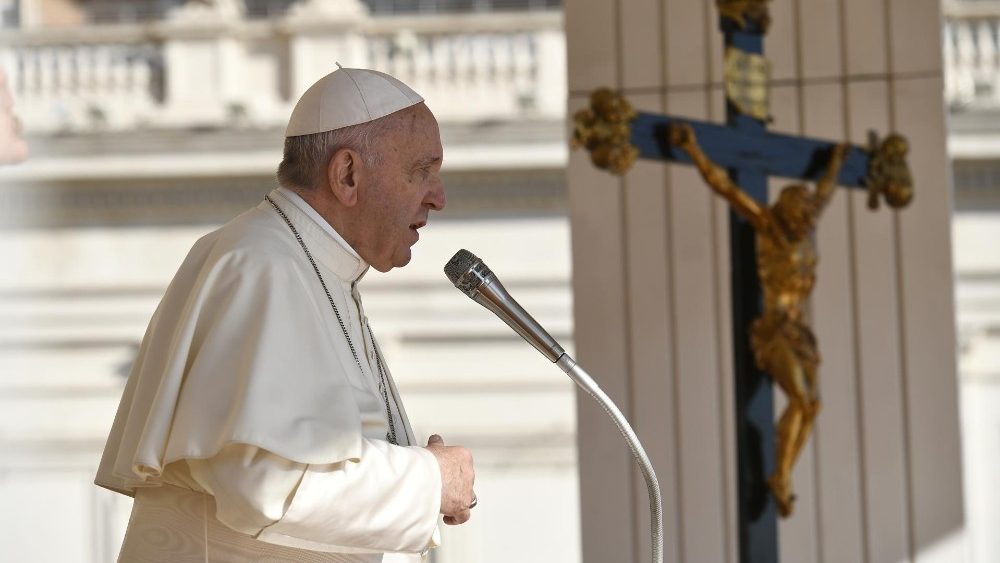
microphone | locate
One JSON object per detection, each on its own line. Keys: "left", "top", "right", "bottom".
{"left": 444, "top": 249, "right": 565, "bottom": 362}
{"left": 444, "top": 248, "right": 665, "bottom": 563}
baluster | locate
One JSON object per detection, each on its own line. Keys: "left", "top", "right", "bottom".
{"left": 91, "top": 45, "right": 110, "bottom": 100}
{"left": 492, "top": 34, "right": 514, "bottom": 113}
{"left": 113, "top": 47, "right": 130, "bottom": 109}
{"left": 384, "top": 37, "right": 397, "bottom": 78}
{"left": 58, "top": 47, "right": 75, "bottom": 98}
{"left": 453, "top": 33, "right": 472, "bottom": 100}
{"left": 512, "top": 32, "right": 533, "bottom": 97}
{"left": 71, "top": 46, "right": 83, "bottom": 97}
{"left": 21, "top": 48, "right": 37, "bottom": 100}
{"left": 990, "top": 19, "right": 1000, "bottom": 107}
{"left": 956, "top": 19, "right": 977, "bottom": 104}
{"left": 123, "top": 50, "right": 143, "bottom": 126}
{"left": 472, "top": 33, "right": 491, "bottom": 112}
{"left": 427, "top": 34, "right": 450, "bottom": 108}
{"left": 47, "top": 46, "right": 60, "bottom": 97}
{"left": 398, "top": 41, "right": 411, "bottom": 83}
{"left": 368, "top": 36, "right": 389, "bottom": 79}
{"left": 435, "top": 34, "right": 454, "bottom": 85}
{"left": 466, "top": 34, "right": 484, "bottom": 113}
{"left": 412, "top": 35, "right": 432, "bottom": 95}
{"left": 387, "top": 37, "right": 400, "bottom": 80}
{"left": 401, "top": 33, "right": 416, "bottom": 83}
{"left": 516, "top": 32, "right": 533, "bottom": 112}
{"left": 491, "top": 34, "right": 504, "bottom": 82}
{"left": 131, "top": 50, "right": 152, "bottom": 105}
{"left": 977, "top": 19, "right": 994, "bottom": 103}
{"left": 9, "top": 49, "right": 25, "bottom": 99}
{"left": 38, "top": 47, "right": 56, "bottom": 102}
{"left": 76, "top": 45, "right": 90, "bottom": 97}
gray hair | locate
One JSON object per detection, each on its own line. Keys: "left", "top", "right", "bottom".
{"left": 276, "top": 115, "right": 398, "bottom": 191}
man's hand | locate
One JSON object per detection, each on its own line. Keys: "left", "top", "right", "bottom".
{"left": 667, "top": 121, "right": 696, "bottom": 150}
{"left": 425, "top": 434, "right": 475, "bottom": 525}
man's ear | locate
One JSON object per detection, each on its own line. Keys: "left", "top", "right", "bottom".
{"left": 326, "top": 148, "right": 361, "bottom": 207}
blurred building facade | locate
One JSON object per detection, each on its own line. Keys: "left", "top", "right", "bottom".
{"left": 945, "top": 1, "right": 1000, "bottom": 561}
{"left": 0, "top": 1, "right": 576, "bottom": 562}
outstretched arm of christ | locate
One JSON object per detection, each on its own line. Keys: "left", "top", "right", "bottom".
{"left": 667, "top": 122, "right": 767, "bottom": 230}
{"left": 813, "top": 143, "right": 849, "bottom": 210}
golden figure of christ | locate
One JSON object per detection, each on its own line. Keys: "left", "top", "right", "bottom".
{"left": 668, "top": 122, "right": 848, "bottom": 517}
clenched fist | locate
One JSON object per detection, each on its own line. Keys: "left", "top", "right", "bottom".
{"left": 424, "top": 434, "right": 476, "bottom": 525}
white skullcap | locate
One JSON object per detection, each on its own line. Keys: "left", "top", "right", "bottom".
{"left": 285, "top": 66, "right": 424, "bottom": 137}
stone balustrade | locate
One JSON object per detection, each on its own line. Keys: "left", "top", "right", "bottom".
{"left": 13, "top": 1, "right": 1000, "bottom": 133}
{"left": 945, "top": 2, "right": 1000, "bottom": 110}
{"left": 0, "top": 6, "right": 565, "bottom": 133}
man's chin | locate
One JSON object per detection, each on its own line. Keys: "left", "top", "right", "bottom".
{"left": 382, "top": 251, "right": 412, "bottom": 272}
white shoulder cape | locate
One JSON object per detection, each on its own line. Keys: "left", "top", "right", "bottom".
{"left": 96, "top": 202, "right": 371, "bottom": 496}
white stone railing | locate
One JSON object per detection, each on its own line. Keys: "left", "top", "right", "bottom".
{"left": 366, "top": 28, "right": 554, "bottom": 120}
{"left": 945, "top": 3, "right": 1000, "bottom": 110}
{"left": 0, "top": 27, "right": 161, "bottom": 132}
{"left": 0, "top": 8, "right": 565, "bottom": 133}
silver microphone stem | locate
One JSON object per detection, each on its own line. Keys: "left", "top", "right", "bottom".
{"left": 556, "top": 354, "right": 664, "bottom": 563}
{"left": 444, "top": 250, "right": 663, "bottom": 563}
{"left": 469, "top": 275, "right": 564, "bottom": 362}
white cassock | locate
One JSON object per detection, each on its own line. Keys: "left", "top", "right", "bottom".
{"left": 95, "top": 187, "right": 442, "bottom": 562}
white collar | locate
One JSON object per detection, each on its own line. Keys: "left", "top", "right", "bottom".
{"left": 276, "top": 186, "right": 362, "bottom": 261}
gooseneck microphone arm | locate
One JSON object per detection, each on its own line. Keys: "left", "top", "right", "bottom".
{"left": 445, "top": 249, "right": 664, "bottom": 563}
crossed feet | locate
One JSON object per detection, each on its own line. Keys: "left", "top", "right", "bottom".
{"left": 768, "top": 473, "right": 796, "bottom": 518}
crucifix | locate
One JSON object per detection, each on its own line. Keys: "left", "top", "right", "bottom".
{"left": 571, "top": 2, "right": 913, "bottom": 562}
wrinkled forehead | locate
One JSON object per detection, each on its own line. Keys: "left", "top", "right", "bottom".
{"left": 403, "top": 104, "right": 440, "bottom": 138}
{"left": 391, "top": 104, "right": 442, "bottom": 159}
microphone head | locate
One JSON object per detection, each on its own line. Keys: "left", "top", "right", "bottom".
{"left": 444, "top": 249, "right": 492, "bottom": 297}
{"left": 444, "top": 249, "right": 477, "bottom": 284}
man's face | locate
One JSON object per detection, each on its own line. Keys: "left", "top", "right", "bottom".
{"left": 776, "top": 186, "right": 817, "bottom": 241}
{"left": 356, "top": 105, "right": 445, "bottom": 272}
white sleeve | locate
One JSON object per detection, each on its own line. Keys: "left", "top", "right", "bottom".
{"left": 186, "top": 439, "right": 442, "bottom": 554}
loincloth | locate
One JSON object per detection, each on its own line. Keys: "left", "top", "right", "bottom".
{"left": 749, "top": 312, "right": 820, "bottom": 372}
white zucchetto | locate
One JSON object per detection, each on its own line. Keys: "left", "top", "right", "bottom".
{"left": 285, "top": 66, "right": 424, "bottom": 137}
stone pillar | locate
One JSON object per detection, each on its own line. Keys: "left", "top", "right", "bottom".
{"left": 282, "top": 0, "right": 369, "bottom": 100}
{"left": 154, "top": 0, "right": 248, "bottom": 126}
{"left": 18, "top": 0, "right": 41, "bottom": 28}
{"left": 533, "top": 24, "right": 567, "bottom": 119}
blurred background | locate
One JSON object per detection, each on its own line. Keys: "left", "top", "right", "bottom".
{"left": 0, "top": 0, "right": 998, "bottom": 561}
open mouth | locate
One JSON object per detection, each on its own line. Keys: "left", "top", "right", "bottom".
{"left": 409, "top": 222, "right": 424, "bottom": 240}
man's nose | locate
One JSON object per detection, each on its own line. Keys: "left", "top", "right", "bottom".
{"left": 426, "top": 180, "right": 446, "bottom": 211}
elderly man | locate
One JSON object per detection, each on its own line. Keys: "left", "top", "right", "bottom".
{"left": 95, "top": 67, "right": 476, "bottom": 562}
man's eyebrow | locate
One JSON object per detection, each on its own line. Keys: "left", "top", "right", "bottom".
{"left": 414, "top": 156, "right": 442, "bottom": 167}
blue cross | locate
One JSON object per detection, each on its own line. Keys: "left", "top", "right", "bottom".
{"left": 573, "top": 11, "right": 911, "bottom": 563}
